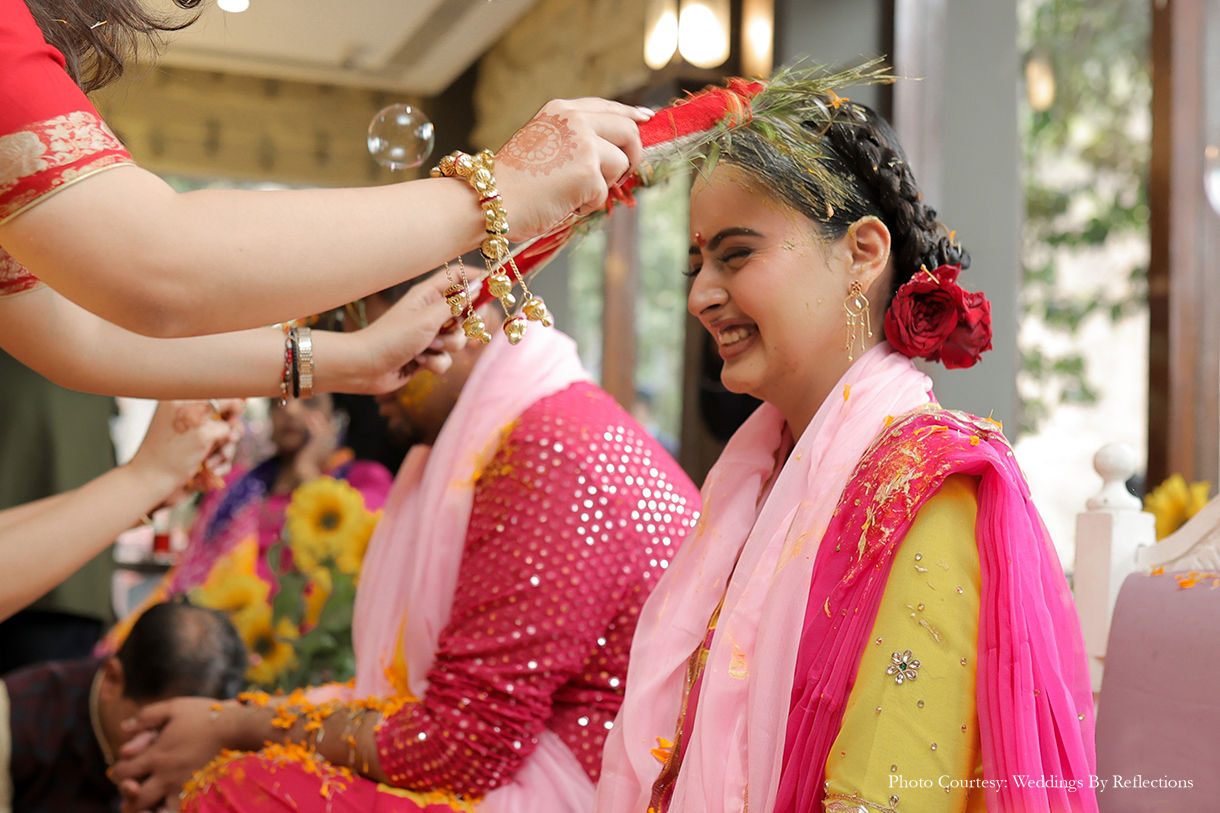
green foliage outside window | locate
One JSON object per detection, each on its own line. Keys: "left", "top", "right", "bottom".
{"left": 1019, "top": 0, "right": 1150, "bottom": 432}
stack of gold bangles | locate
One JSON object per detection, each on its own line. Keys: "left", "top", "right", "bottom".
{"left": 431, "top": 149, "right": 553, "bottom": 345}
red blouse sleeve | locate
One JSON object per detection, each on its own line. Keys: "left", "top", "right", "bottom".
{"left": 373, "top": 383, "right": 699, "bottom": 797}
{"left": 0, "top": 0, "right": 135, "bottom": 297}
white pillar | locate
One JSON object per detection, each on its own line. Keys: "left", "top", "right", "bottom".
{"left": 1073, "top": 443, "right": 1156, "bottom": 693}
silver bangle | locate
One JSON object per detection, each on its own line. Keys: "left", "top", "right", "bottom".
{"left": 297, "top": 326, "right": 314, "bottom": 399}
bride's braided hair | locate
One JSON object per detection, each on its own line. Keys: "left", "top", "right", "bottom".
{"left": 722, "top": 100, "right": 969, "bottom": 304}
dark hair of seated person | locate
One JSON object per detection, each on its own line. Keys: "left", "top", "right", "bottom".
{"left": 116, "top": 600, "right": 246, "bottom": 702}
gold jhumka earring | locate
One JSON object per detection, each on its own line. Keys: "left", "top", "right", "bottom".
{"left": 844, "top": 280, "right": 873, "bottom": 361}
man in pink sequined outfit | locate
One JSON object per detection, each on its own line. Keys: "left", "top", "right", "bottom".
{"left": 110, "top": 291, "right": 701, "bottom": 813}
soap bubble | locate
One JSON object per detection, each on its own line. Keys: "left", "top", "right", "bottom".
{"left": 368, "top": 104, "right": 435, "bottom": 170}
{"left": 1206, "top": 141, "right": 1220, "bottom": 217}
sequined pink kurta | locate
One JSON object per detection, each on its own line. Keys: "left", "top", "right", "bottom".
{"left": 183, "top": 382, "right": 701, "bottom": 812}
{"left": 374, "top": 383, "right": 700, "bottom": 790}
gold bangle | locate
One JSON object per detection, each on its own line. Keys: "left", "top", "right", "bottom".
{"left": 297, "top": 326, "right": 314, "bottom": 399}
{"left": 430, "top": 150, "right": 552, "bottom": 345}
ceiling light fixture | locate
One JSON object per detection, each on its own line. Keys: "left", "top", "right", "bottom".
{"left": 217, "top": 0, "right": 249, "bottom": 13}
{"left": 644, "top": 0, "right": 679, "bottom": 70}
{"left": 1206, "top": 142, "right": 1220, "bottom": 217}
{"left": 677, "top": 0, "right": 730, "bottom": 69}
{"left": 1025, "top": 50, "right": 1055, "bottom": 113}
{"left": 741, "top": 0, "right": 774, "bottom": 77}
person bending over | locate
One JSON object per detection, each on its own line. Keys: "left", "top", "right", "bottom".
{"left": 0, "top": 601, "right": 246, "bottom": 813}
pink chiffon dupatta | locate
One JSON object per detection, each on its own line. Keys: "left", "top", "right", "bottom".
{"left": 596, "top": 344, "right": 934, "bottom": 813}
{"left": 779, "top": 409, "right": 1098, "bottom": 813}
{"left": 340, "top": 327, "right": 597, "bottom": 813}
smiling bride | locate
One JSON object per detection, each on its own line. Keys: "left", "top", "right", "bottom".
{"left": 594, "top": 70, "right": 1098, "bottom": 813}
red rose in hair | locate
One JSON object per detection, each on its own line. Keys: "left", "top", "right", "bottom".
{"left": 883, "top": 265, "right": 966, "bottom": 359}
{"left": 883, "top": 264, "right": 993, "bottom": 369}
{"left": 938, "top": 290, "right": 993, "bottom": 369}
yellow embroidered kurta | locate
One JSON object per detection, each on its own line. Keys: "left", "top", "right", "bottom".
{"left": 823, "top": 474, "right": 987, "bottom": 813}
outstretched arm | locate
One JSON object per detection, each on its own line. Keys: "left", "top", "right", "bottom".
{"left": 0, "top": 399, "right": 240, "bottom": 621}
{"left": 0, "top": 269, "right": 470, "bottom": 399}
{"left": 0, "top": 99, "right": 647, "bottom": 338}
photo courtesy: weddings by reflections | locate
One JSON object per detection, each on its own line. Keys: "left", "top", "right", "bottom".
{"left": 888, "top": 773, "right": 1196, "bottom": 794}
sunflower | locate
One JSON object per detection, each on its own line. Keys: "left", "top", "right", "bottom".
{"left": 284, "top": 477, "right": 370, "bottom": 572}
{"left": 334, "top": 510, "right": 380, "bottom": 578}
{"left": 190, "top": 537, "right": 270, "bottom": 616}
{"left": 244, "top": 604, "right": 300, "bottom": 686}
{"left": 1145, "top": 474, "right": 1212, "bottom": 540}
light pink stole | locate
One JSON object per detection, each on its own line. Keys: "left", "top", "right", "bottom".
{"left": 339, "top": 326, "right": 596, "bottom": 812}
{"left": 595, "top": 343, "right": 933, "bottom": 813}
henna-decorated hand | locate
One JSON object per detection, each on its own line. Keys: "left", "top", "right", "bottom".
{"left": 127, "top": 400, "right": 244, "bottom": 510}
{"left": 495, "top": 98, "right": 651, "bottom": 240}
{"left": 323, "top": 268, "right": 480, "bottom": 395}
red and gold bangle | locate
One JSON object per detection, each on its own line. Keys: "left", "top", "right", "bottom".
{"left": 279, "top": 324, "right": 293, "bottom": 405}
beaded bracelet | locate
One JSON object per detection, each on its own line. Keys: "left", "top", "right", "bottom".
{"left": 431, "top": 150, "right": 553, "bottom": 345}
{"left": 279, "top": 325, "right": 293, "bottom": 406}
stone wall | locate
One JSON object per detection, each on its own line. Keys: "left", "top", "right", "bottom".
{"left": 472, "top": 0, "right": 651, "bottom": 149}
{"left": 93, "top": 67, "right": 423, "bottom": 187}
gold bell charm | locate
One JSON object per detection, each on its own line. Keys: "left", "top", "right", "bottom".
{"left": 443, "top": 284, "right": 467, "bottom": 317}
{"left": 522, "top": 297, "right": 554, "bottom": 328}
{"left": 470, "top": 168, "right": 494, "bottom": 196}
{"left": 481, "top": 235, "right": 510, "bottom": 261}
{"left": 487, "top": 271, "right": 516, "bottom": 309}
{"left": 503, "top": 315, "right": 528, "bottom": 345}
{"left": 463, "top": 313, "right": 492, "bottom": 344}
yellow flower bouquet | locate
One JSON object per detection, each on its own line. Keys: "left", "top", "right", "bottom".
{"left": 190, "top": 476, "right": 380, "bottom": 690}
{"left": 267, "top": 476, "right": 381, "bottom": 690}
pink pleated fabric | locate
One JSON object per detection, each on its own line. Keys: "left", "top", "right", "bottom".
{"left": 345, "top": 326, "right": 597, "bottom": 813}
{"left": 778, "top": 408, "right": 1097, "bottom": 813}
{"left": 595, "top": 344, "right": 934, "bottom": 813}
